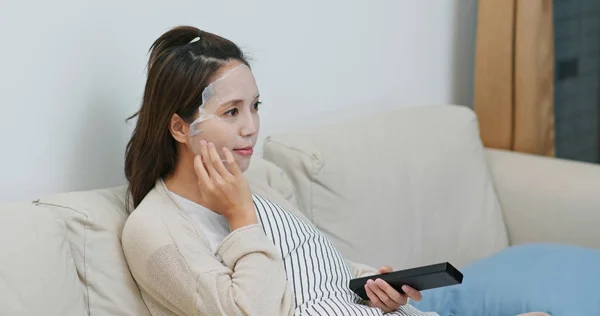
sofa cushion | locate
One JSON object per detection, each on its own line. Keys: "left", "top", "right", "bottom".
{"left": 35, "top": 187, "right": 151, "bottom": 316}
{"left": 412, "top": 243, "right": 600, "bottom": 316}
{"left": 0, "top": 202, "right": 87, "bottom": 316}
{"left": 263, "top": 105, "right": 509, "bottom": 269}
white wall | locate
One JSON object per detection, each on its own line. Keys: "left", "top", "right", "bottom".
{"left": 0, "top": 0, "right": 477, "bottom": 203}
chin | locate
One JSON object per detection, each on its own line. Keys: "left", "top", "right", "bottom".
{"left": 236, "top": 157, "right": 252, "bottom": 173}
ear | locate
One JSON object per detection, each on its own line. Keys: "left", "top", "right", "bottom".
{"left": 169, "top": 113, "right": 189, "bottom": 144}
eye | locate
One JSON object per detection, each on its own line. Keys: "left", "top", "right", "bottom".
{"left": 253, "top": 101, "right": 261, "bottom": 111}
{"left": 225, "top": 108, "right": 239, "bottom": 116}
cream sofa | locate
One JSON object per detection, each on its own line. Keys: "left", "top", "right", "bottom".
{"left": 1, "top": 105, "right": 599, "bottom": 316}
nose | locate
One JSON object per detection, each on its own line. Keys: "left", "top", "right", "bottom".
{"left": 240, "top": 111, "right": 259, "bottom": 137}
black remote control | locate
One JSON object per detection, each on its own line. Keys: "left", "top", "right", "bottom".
{"left": 349, "top": 262, "right": 463, "bottom": 300}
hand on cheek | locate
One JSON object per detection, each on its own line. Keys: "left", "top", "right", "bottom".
{"left": 192, "top": 140, "right": 256, "bottom": 230}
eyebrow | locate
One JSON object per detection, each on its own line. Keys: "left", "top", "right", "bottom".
{"left": 219, "top": 94, "right": 260, "bottom": 108}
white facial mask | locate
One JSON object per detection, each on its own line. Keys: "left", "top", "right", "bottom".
{"left": 188, "top": 63, "right": 260, "bottom": 158}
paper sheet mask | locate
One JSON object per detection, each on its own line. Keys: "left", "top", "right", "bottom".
{"left": 188, "top": 63, "right": 260, "bottom": 158}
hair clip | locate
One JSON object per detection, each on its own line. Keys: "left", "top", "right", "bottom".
{"left": 189, "top": 37, "right": 201, "bottom": 44}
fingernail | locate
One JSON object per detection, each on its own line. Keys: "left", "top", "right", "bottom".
{"left": 208, "top": 142, "right": 214, "bottom": 147}
{"left": 200, "top": 140, "right": 207, "bottom": 146}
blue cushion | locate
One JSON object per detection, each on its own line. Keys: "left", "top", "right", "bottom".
{"left": 411, "top": 243, "right": 600, "bottom": 316}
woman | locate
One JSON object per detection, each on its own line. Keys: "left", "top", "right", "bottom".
{"left": 121, "top": 25, "right": 547, "bottom": 316}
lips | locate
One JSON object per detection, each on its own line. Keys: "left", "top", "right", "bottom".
{"left": 233, "top": 146, "right": 254, "bottom": 156}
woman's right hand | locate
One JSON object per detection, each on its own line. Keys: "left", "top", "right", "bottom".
{"left": 193, "top": 140, "right": 257, "bottom": 230}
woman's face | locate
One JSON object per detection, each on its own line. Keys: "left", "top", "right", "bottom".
{"left": 187, "top": 62, "right": 260, "bottom": 172}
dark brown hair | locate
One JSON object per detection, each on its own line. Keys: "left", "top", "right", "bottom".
{"left": 125, "top": 25, "right": 249, "bottom": 210}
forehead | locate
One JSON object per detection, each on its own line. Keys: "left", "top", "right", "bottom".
{"left": 204, "top": 63, "right": 258, "bottom": 101}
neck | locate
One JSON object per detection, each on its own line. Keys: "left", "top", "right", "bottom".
{"left": 163, "top": 151, "right": 203, "bottom": 205}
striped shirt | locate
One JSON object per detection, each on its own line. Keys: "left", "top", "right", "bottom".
{"left": 252, "top": 195, "right": 439, "bottom": 316}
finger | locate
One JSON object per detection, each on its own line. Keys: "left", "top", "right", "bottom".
{"left": 207, "top": 143, "right": 230, "bottom": 178}
{"left": 401, "top": 285, "right": 423, "bottom": 302}
{"left": 201, "top": 142, "right": 220, "bottom": 179}
{"left": 379, "top": 265, "right": 393, "bottom": 274}
{"left": 198, "top": 140, "right": 215, "bottom": 177}
{"left": 365, "top": 282, "right": 382, "bottom": 307}
{"left": 375, "top": 278, "right": 406, "bottom": 305}
{"left": 365, "top": 295, "right": 383, "bottom": 311}
{"left": 367, "top": 279, "right": 397, "bottom": 310}
{"left": 193, "top": 155, "right": 210, "bottom": 184}
{"left": 222, "top": 147, "right": 242, "bottom": 177}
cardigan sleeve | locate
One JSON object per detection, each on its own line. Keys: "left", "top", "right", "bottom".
{"left": 122, "top": 209, "right": 295, "bottom": 316}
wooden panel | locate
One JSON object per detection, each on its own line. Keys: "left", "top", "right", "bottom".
{"left": 473, "top": 0, "right": 517, "bottom": 150}
{"left": 514, "top": 0, "right": 555, "bottom": 156}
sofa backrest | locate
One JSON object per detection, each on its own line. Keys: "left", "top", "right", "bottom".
{"left": 262, "top": 105, "right": 509, "bottom": 269}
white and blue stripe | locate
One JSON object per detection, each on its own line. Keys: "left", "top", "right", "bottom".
{"left": 252, "top": 195, "right": 438, "bottom": 316}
